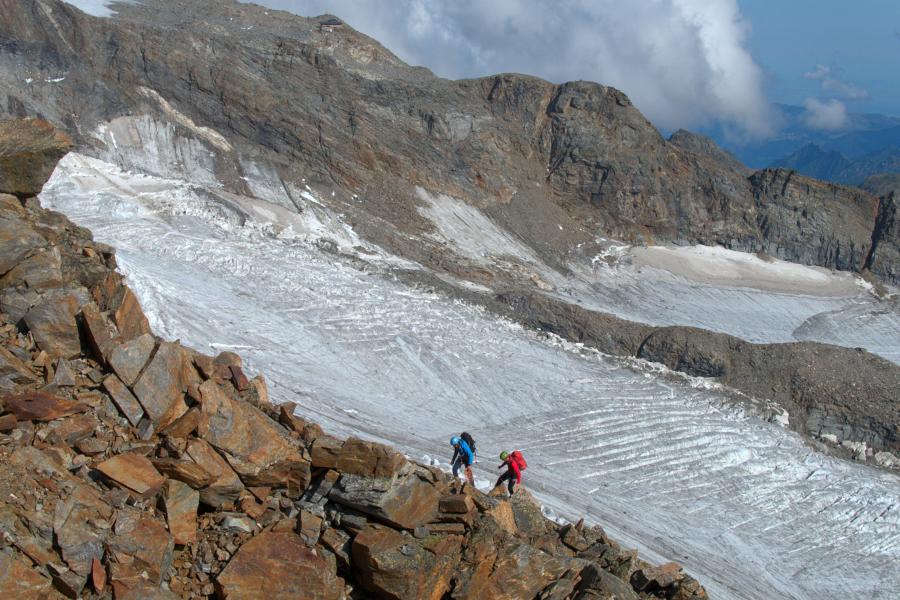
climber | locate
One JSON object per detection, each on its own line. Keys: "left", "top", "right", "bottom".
{"left": 495, "top": 449, "right": 526, "bottom": 496}
{"left": 450, "top": 435, "right": 475, "bottom": 486}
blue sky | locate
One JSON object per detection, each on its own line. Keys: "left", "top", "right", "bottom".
{"left": 741, "top": 0, "right": 900, "bottom": 117}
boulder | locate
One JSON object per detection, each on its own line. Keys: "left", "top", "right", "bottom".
{"left": 159, "top": 405, "right": 201, "bottom": 438}
{"left": 199, "top": 379, "right": 310, "bottom": 492}
{"left": 216, "top": 530, "right": 345, "bottom": 600}
{"left": 40, "top": 412, "right": 97, "bottom": 445}
{"left": 23, "top": 292, "right": 84, "bottom": 359}
{"left": 0, "top": 245, "right": 62, "bottom": 290}
{"left": 132, "top": 341, "right": 188, "bottom": 429}
{"left": 336, "top": 437, "right": 407, "bottom": 479}
{"left": 95, "top": 453, "right": 166, "bottom": 499}
{"left": 2, "top": 391, "right": 87, "bottom": 421}
{"left": 51, "top": 357, "right": 77, "bottom": 387}
{"left": 107, "top": 333, "right": 155, "bottom": 386}
{"left": 184, "top": 438, "right": 244, "bottom": 507}
{"left": 108, "top": 286, "right": 151, "bottom": 342}
{"left": 101, "top": 374, "right": 145, "bottom": 427}
{"left": 0, "top": 117, "right": 72, "bottom": 196}
{"left": 329, "top": 462, "right": 442, "bottom": 530}
{"left": 79, "top": 303, "right": 117, "bottom": 362}
{"left": 577, "top": 563, "right": 639, "bottom": 600}
{"left": 631, "top": 561, "right": 684, "bottom": 593}
{"left": 0, "top": 214, "right": 46, "bottom": 277}
{"left": 0, "top": 550, "right": 57, "bottom": 599}
{"left": 0, "top": 346, "right": 36, "bottom": 384}
{"left": 107, "top": 517, "right": 174, "bottom": 590}
{"left": 311, "top": 434, "right": 343, "bottom": 469}
{"left": 352, "top": 524, "right": 460, "bottom": 600}
{"left": 439, "top": 494, "right": 474, "bottom": 514}
{"left": 152, "top": 458, "right": 215, "bottom": 488}
{"left": 163, "top": 479, "right": 199, "bottom": 545}
{"left": 53, "top": 484, "right": 113, "bottom": 576}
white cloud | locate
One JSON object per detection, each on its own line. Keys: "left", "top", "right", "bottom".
{"left": 249, "top": 0, "right": 775, "bottom": 138}
{"left": 802, "top": 98, "right": 848, "bottom": 130}
{"left": 803, "top": 64, "right": 869, "bottom": 100}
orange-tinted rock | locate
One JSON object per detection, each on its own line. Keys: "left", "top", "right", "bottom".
{"left": 102, "top": 374, "right": 145, "bottom": 427}
{"left": 329, "top": 463, "right": 442, "bottom": 530}
{"left": 631, "top": 561, "right": 684, "bottom": 592}
{"left": 229, "top": 364, "right": 249, "bottom": 391}
{"left": 107, "top": 333, "right": 155, "bottom": 386}
{"left": 199, "top": 380, "right": 309, "bottom": 492}
{"left": 23, "top": 292, "right": 84, "bottom": 358}
{"left": 352, "top": 524, "right": 460, "bottom": 600}
{"left": 485, "top": 501, "right": 518, "bottom": 536}
{"left": 109, "top": 287, "right": 151, "bottom": 342}
{"left": 440, "top": 494, "right": 474, "bottom": 514}
{"left": 0, "top": 413, "right": 17, "bottom": 432}
{"left": 53, "top": 484, "right": 113, "bottom": 576}
{"left": 91, "top": 557, "right": 106, "bottom": 595}
{"left": 0, "top": 551, "right": 56, "bottom": 599}
{"left": 0, "top": 345, "right": 36, "bottom": 384}
{"left": 213, "top": 351, "right": 242, "bottom": 368}
{"left": 159, "top": 406, "right": 200, "bottom": 438}
{"left": 184, "top": 438, "right": 244, "bottom": 508}
{"left": 0, "top": 214, "right": 45, "bottom": 278}
{"left": 95, "top": 453, "right": 166, "bottom": 499}
{"left": 0, "top": 117, "right": 72, "bottom": 196}
{"left": 152, "top": 457, "right": 215, "bottom": 489}
{"left": 0, "top": 244, "right": 63, "bottom": 290}
{"left": 216, "top": 530, "right": 345, "bottom": 600}
{"left": 248, "top": 374, "right": 269, "bottom": 407}
{"left": 163, "top": 479, "right": 199, "bottom": 545}
{"left": 42, "top": 412, "right": 98, "bottom": 445}
{"left": 2, "top": 391, "right": 87, "bottom": 421}
{"left": 336, "top": 437, "right": 406, "bottom": 478}
{"left": 132, "top": 341, "right": 188, "bottom": 429}
{"left": 79, "top": 303, "right": 117, "bottom": 362}
{"left": 310, "top": 434, "right": 343, "bottom": 469}
{"left": 107, "top": 517, "right": 174, "bottom": 589}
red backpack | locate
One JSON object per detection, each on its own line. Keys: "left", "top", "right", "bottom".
{"left": 510, "top": 450, "right": 527, "bottom": 470}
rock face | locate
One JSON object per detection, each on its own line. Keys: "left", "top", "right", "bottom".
{"left": 0, "top": 119, "right": 710, "bottom": 600}
{"left": 0, "top": 0, "right": 894, "bottom": 284}
{"left": 0, "top": 117, "right": 72, "bottom": 196}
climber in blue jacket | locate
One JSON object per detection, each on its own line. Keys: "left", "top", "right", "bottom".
{"left": 450, "top": 436, "right": 475, "bottom": 486}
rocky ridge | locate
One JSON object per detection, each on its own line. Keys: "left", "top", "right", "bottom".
{"left": 0, "top": 119, "right": 708, "bottom": 599}
{"left": 0, "top": 0, "right": 896, "bottom": 285}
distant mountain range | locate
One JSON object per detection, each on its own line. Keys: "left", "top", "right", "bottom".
{"left": 708, "top": 104, "right": 900, "bottom": 185}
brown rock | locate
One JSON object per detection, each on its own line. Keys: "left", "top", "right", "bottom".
{"left": 79, "top": 303, "right": 117, "bottom": 362}
{"left": 239, "top": 494, "right": 267, "bottom": 519}
{"left": 631, "top": 561, "right": 684, "bottom": 592}
{"left": 76, "top": 436, "right": 109, "bottom": 455}
{"left": 164, "top": 479, "right": 199, "bottom": 545}
{"left": 23, "top": 293, "right": 84, "bottom": 358}
{"left": 329, "top": 462, "right": 442, "bottom": 530}
{"left": 132, "top": 341, "right": 188, "bottom": 429}
{"left": 0, "top": 216, "right": 47, "bottom": 286}
{"left": 107, "top": 517, "right": 174, "bottom": 589}
{"left": 310, "top": 434, "right": 343, "bottom": 469}
{"left": 95, "top": 453, "right": 166, "bottom": 499}
{"left": 114, "top": 584, "right": 181, "bottom": 600}
{"left": 0, "top": 413, "right": 17, "bottom": 432}
{"left": 213, "top": 351, "right": 242, "bottom": 368}
{"left": 0, "top": 245, "right": 63, "bottom": 290}
{"left": 91, "top": 558, "right": 106, "bottom": 595}
{"left": 216, "top": 530, "right": 345, "bottom": 600}
{"left": 107, "top": 333, "right": 155, "bottom": 386}
{"left": 0, "top": 117, "right": 73, "bottom": 196}
{"left": 319, "top": 527, "right": 352, "bottom": 571}
{"left": 0, "top": 192, "right": 24, "bottom": 213}
{"left": 51, "top": 358, "right": 77, "bottom": 387}
{"left": 336, "top": 437, "right": 406, "bottom": 478}
{"left": 298, "top": 510, "right": 323, "bottom": 546}
{"left": 352, "top": 524, "right": 460, "bottom": 600}
{"left": 192, "top": 353, "right": 216, "bottom": 379}
{"left": 42, "top": 413, "right": 98, "bottom": 445}
{"left": 108, "top": 287, "right": 151, "bottom": 342}
{"left": 485, "top": 501, "right": 518, "bottom": 536}
{"left": 152, "top": 458, "right": 215, "bottom": 488}
{"left": 0, "top": 551, "right": 56, "bottom": 599}
{"left": 248, "top": 486, "right": 271, "bottom": 502}
{"left": 229, "top": 364, "right": 249, "bottom": 391}
{"left": 159, "top": 406, "right": 200, "bottom": 438}
{"left": 199, "top": 379, "right": 310, "bottom": 491}
{"left": 53, "top": 484, "right": 113, "bottom": 576}
{"left": 0, "top": 345, "right": 36, "bottom": 384}
{"left": 184, "top": 438, "right": 244, "bottom": 507}
{"left": 248, "top": 374, "right": 270, "bottom": 407}
{"left": 2, "top": 391, "right": 87, "bottom": 421}
{"left": 101, "top": 374, "right": 145, "bottom": 427}
{"left": 439, "top": 494, "right": 474, "bottom": 514}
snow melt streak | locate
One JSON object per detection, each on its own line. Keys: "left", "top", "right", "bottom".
{"left": 41, "top": 157, "right": 900, "bottom": 600}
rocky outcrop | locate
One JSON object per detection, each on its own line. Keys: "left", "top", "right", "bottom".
{"left": 861, "top": 174, "right": 899, "bottom": 284}
{"left": 0, "top": 0, "right": 895, "bottom": 283}
{"left": 0, "top": 118, "right": 72, "bottom": 197}
{"left": 493, "top": 290, "right": 900, "bottom": 458}
{"left": 0, "top": 118, "right": 708, "bottom": 600}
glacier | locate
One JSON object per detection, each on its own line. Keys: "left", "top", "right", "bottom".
{"left": 41, "top": 152, "right": 900, "bottom": 600}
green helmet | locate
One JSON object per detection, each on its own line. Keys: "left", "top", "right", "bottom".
{"left": 499, "top": 451, "right": 510, "bottom": 461}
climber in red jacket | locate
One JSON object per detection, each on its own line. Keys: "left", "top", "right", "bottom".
{"left": 495, "top": 450, "right": 524, "bottom": 496}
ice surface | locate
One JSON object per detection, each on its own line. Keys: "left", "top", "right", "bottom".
{"left": 41, "top": 154, "right": 900, "bottom": 600}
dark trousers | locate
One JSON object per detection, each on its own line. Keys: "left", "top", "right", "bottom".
{"left": 496, "top": 469, "right": 516, "bottom": 494}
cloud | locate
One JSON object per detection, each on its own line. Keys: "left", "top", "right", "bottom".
{"left": 802, "top": 98, "right": 848, "bottom": 130}
{"left": 803, "top": 64, "right": 869, "bottom": 100}
{"left": 249, "top": 0, "right": 775, "bottom": 138}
